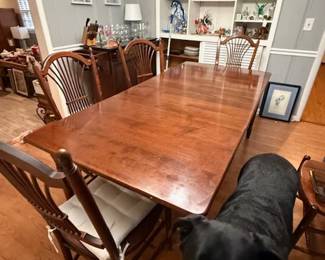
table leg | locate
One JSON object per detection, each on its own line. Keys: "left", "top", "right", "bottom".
{"left": 246, "top": 112, "right": 257, "bottom": 139}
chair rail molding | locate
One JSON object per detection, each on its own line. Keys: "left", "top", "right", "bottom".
{"left": 270, "top": 48, "right": 318, "bottom": 58}
{"left": 52, "top": 44, "right": 83, "bottom": 53}
{"left": 295, "top": 31, "right": 325, "bottom": 121}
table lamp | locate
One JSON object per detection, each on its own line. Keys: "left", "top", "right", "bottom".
{"left": 124, "top": 3, "right": 142, "bottom": 39}
{"left": 10, "top": 26, "right": 30, "bottom": 50}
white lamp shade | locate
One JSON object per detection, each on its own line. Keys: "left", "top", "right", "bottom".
{"left": 10, "top": 26, "right": 30, "bottom": 40}
{"left": 124, "top": 4, "right": 142, "bottom": 21}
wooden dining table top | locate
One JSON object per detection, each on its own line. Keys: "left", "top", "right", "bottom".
{"left": 25, "top": 62, "right": 271, "bottom": 215}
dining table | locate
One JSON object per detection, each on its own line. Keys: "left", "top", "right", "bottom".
{"left": 24, "top": 62, "right": 271, "bottom": 215}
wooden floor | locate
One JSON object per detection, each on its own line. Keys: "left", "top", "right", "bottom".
{"left": 0, "top": 91, "right": 43, "bottom": 142}
{"left": 0, "top": 92, "right": 325, "bottom": 259}
{"left": 302, "top": 63, "right": 325, "bottom": 125}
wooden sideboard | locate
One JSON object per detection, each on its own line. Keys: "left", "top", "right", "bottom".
{"left": 75, "top": 47, "right": 137, "bottom": 99}
{"left": 0, "top": 59, "right": 36, "bottom": 96}
{"left": 77, "top": 40, "right": 159, "bottom": 99}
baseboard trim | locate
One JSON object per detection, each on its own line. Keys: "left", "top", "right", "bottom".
{"left": 291, "top": 115, "right": 300, "bottom": 122}
{"left": 51, "top": 44, "right": 83, "bottom": 53}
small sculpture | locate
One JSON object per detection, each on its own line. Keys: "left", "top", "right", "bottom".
{"left": 170, "top": 0, "right": 187, "bottom": 33}
{"left": 264, "top": 2, "right": 275, "bottom": 20}
{"left": 242, "top": 7, "right": 250, "bottom": 20}
{"left": 215, "top": 27, "right": 231, "bottom": 36}
{"left": 195, "top": 14, "right": 212, "bottom": 34}
{"left": 253, "top": 26, "right": 269, "bottom": 39}
{"left": 256, "top": 1, "right": 267, "bottom": 19}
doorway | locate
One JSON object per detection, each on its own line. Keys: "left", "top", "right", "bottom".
{"left": 302, "top": 52, "right": 325, "bottom": 125}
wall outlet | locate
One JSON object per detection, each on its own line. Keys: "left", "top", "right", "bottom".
{"left": 303, "top": 18, "right": 315, "bottom": 31}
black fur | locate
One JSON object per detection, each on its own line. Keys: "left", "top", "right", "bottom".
{"left": 177, "top": 154, "right": 299, "bottom": 260}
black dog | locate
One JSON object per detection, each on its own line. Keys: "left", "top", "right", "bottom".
{"left": 177, "top": 154, "right": 299, "bottom": 260}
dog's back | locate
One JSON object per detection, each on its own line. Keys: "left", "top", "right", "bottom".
{"left": 178, "top": 154, "right": 299, "bottom": 260}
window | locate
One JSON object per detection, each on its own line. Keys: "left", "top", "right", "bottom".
{"left": 18, "top": 0, "right": 34, "bottom": 29}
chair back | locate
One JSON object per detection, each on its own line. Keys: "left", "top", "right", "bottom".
{"left": 119, "top": 39, "right": 165, "bottom": 87}
{"left": 220, "top": 35, "right": 260, "bottom": 70}
{"left": 33, "top": 51, "right": 102, "bottom": 121}
{"left": 0, "top": 142, "right": 120, "bottom": 260}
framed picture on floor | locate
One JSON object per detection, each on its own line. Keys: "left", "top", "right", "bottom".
{"left": 260, "top": 82, "right": 301, "bottom": 122}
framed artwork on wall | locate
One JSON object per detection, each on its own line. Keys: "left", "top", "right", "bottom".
{"left": 71, "top": 0, "right": 92, "bottom": 5}
{"left": 104, "top": 0, "right": 121, "bottom": 6}
{"left": 260, "top": 82, "right": 301, "bottom": 122}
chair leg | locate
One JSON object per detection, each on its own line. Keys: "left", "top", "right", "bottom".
{"left": 54, "top": 230, "right": 73, "bottom": 260}
{"left": 291, "top": 204, "right": 318, "bottom": 248}
{"left": 61, "top": 247, "right": 73, "bottom": 260}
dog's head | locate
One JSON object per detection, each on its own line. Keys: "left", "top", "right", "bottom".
{"left": 176, "top": 215, "right": 281, "bottom": 260}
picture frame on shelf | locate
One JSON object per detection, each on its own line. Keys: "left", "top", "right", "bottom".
{"left": 260, "top": 82, "right": 300, "bottom": 122}
{"left": 71, "top": 0, "right": 92, "bottom": 5}
{"left": 104, "top": 0, "right": 121, "bottom": 6}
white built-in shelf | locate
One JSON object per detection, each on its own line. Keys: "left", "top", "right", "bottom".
{"left": 160, "top": 32, "right": 222, "bottom": 42}
{"left": 156, "top": 0, "right": 282, "bottom": 71}
{"left": 159, "top": 32, "right": 269, "bottom": 46}
{"left": 234, "top": 20, "right": 273, "bottom": 23}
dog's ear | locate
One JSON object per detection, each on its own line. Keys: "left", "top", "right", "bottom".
{"left": 175, "top": 214, "right": 206, "bottom": 240}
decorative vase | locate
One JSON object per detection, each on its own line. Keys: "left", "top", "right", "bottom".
{"left": 196, "top": 22, "right": 209, "bottom": 34}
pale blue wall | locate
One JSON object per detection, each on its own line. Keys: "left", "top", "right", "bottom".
{"left": 42, "top": 0, "right": 156, "bottom": 47}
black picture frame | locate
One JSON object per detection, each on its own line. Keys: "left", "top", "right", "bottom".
{"left": 260, "top": 81, "right": 301, "bottom": 122}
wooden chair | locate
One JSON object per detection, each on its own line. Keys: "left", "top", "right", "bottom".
{"left": 33, "top": 50, "right": 102, "bottom": 122}
{"left": 0, "top": 142, "right": 167, "bottom": 260}
{"left": 292, "top": 155, "right": 325, "bottom": 257}
{"left": 219, "top": 35, "right": 260, "bottom": 70}
{"left": 119, "top": 39, "right": 165, "bottom": 88}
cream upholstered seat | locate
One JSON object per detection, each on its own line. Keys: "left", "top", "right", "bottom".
{"left": 59, "top": 176, "right": 156, "bottom": 260}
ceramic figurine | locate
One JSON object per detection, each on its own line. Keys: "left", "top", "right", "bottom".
{"left": 195, "top": 14, "right": 212, "bottom": 34}
{"left": 170, "top": 0, "right": 187, "bottom": 33}
{"left": 265, "top": 3, "right": 275, "bottom": 20}
{"left": 242, "top": 7, "right": 249, "bottom": 20}
{"left": 256, "top": 2, "right": 267, "bottom": 18}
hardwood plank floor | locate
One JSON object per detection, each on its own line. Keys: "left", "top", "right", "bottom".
{"left": 0, "top": 91, "right": 43, "bottom": 142}
{"left": 0, "top": 92, "right": 325, "bottom": 259}
{"left": 302, "top": 63, "right": 325, "bottom": 125}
